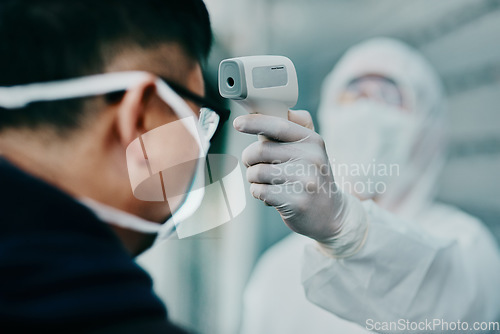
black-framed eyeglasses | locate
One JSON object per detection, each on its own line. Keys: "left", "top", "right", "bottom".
{"left": 160, "top": 78, "right": 230, "bottom": 142}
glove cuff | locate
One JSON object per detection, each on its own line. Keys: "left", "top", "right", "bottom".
{"left": 316, "top": 193, "right": 370, "bottom": 258}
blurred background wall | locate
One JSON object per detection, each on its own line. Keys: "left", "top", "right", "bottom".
{"left": 138, "top": 1, "right": 500, "bottom": 333}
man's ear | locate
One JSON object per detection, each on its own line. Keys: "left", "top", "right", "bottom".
{"left": 116, "top": 75, "right": 158, "bottom": 148}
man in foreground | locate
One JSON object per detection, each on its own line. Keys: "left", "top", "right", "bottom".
{"left": 0, "top": 0, "right": 218, "bottom": 332}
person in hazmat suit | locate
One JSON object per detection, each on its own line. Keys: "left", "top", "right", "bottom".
{"left": 238, "top": 38, "right": 500, "bottom": 334}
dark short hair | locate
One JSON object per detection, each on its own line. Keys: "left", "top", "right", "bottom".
{"left": 0, "top": 0, "right": 212, "bottom": 134}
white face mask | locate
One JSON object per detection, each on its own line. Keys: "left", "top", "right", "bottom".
{"left": 0, "top": 71, "right": 241, "bottom": 240}
{"left": 319, "top": 100, "right": 419, "bottom": 200}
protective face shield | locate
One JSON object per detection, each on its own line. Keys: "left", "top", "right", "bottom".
{"left": 340, "top": 75, "right": 405, "bottom": 109}
{"left": 0, "top": 71, "right": 245, "bottom": 240}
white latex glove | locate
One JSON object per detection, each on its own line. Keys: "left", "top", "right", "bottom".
{"left": 234, "top": 110, "right": 368, "bottom": 253}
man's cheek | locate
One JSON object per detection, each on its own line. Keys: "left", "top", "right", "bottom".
{"left": 141, "top": 117, "right": 200, "bottom": 174}
{"left": 126, "top": 117, "right": 201, "bottom": 203}
{"left": 162, "top": 158, "right": 199, "bottom": 199}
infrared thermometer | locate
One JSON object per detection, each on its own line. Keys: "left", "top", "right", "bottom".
{"left": 218, "top": 55, "right": 298, "bottom": 120}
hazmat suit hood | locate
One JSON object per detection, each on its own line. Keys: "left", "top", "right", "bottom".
{"left": 317, "top": 38, "right": 447, "bottom": 218}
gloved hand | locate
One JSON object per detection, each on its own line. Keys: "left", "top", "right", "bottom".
{"left": 234, "top": 110, "right": 369, "bottom": 256}
{"left": 234, "top": 110, "right": 349, "bottom": 242}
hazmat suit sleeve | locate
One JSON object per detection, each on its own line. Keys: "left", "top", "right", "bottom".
{"left": 302, "top": 198, "right": 500, "bottom": 330}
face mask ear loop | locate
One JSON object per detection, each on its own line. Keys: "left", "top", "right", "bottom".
{"left": 0, "top": 71, "right": 152, "bottom": 109}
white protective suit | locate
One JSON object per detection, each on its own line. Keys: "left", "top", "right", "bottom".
{"left": 240, "top": 39, "right": 500, "bottom": 333}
